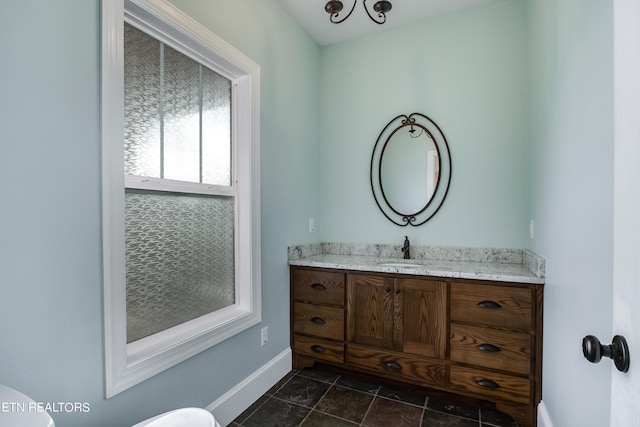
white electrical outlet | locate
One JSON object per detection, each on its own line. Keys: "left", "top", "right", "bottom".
{"left": 309, "top": 218, "right": 315, "bottom": 233}
{"left": 261, "top": 326, "right": 268, "bottom": 346}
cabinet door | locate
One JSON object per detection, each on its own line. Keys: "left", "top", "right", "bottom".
{"left": 394, "top": 278, "right": 447, "bottom": 359}
{"left": 347, "top": 274, "right": 394, "bottom": 349}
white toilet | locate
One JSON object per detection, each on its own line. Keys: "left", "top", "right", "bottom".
{"left": 132, "top": 407, "right": 221, "bottom": 427}
{"left": 0, "top": 385, "right": 55, "bottom": 427}
{"left": 0, "top": 384, "right": 220, "bottom": 427}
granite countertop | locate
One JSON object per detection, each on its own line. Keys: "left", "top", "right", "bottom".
{"left": 288, "top": 243, "right": 545, "bottom": 285}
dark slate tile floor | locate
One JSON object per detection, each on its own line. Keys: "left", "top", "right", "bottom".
{"left": 230, "top": 367, "right": 521, "bottom": 427}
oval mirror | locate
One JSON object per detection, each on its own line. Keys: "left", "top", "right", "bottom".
{"left": 370, "top": 113, "right": 451, "bottom": 226}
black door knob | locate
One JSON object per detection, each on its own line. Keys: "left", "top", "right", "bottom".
{"left": 582, "top": 335, "right": 630, "bottom": 373}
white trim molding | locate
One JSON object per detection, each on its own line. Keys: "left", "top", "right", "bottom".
{"left": 207, "top": 348, "right": 292, "bottom": 426}
{"left": 537, "top": 400, "right": 554, "bottom": 427}
{"left": 102, "top": 0, "right": 261, "bottom": 398}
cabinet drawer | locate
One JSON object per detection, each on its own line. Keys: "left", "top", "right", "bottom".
{"left": 347, "top": 344, "right": 447, "bottom": 387}
{"left": 294, "top": 334, "right": 344, "bottom": 364}
{"left": 293, "top": 269, "right": 345, "bottom": 306}
{"left": 450, "top": 324, "right": 531, "bottom": 375}
{"left": 450, "top": 283, "right": 533, "bottom": 331}
{"left": 293, "top": 302, "right": 344, "bottom": 340}
{"left": 450, "top": 365, "right": 530, "bottom": 404}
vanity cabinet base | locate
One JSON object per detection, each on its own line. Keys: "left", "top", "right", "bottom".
{"left": 290, "top": 266, "right": 543, "bottom": 427}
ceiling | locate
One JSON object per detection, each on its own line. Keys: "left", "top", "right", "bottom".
{"left": 278, "top": 0, "right": 501, "bottom": 46}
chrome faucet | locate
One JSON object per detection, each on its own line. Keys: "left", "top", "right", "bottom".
{"left": 402, "top": 236, "right": 411, "bottom": 259}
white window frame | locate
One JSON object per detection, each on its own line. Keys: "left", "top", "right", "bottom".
{"left": 102, "top": 0, "right": 261, "bottom": 398}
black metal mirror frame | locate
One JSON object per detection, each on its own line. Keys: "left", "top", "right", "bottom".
{"left": 370, "top": 112, "right": 452, "bottom": 226}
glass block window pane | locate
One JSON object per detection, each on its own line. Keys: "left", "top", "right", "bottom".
{"left": 125, "top": 190, "right": 236, "bottom": 343}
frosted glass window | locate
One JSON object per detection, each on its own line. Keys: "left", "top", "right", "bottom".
{"left": 103, "top": 0, "right": 259, "bottom": 397}
{"left": 123, "top": 23, "right": 235, "bottom": 344}
{"left": 124, "top": 23, "right": 232, "bottom": 186}
{"left": 202, "top": 67, "right": 232, "bottom": 186}
{"left": 125, "top": 190, "right": 235, "bottom": 343}
{"left": 163, "top": 45, "right": 201, "bottom": 183}
{"left": 124, "top": 24, "right": 161, "bottom": 177}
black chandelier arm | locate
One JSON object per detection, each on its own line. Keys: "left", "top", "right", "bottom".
{"left": 325, "top": 0, "right": 392, "bottom": 25}
{"left": 363, "top": 0, "right": 388, "bottom": 24}
{"left": 326, "top": 0, "right": 358, "bottom": 24}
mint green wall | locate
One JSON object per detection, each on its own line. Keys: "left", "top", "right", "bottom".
{"left": 319, "top": 0, "right": 529, "bottom": 248}
{"left": 0, "top": 1, "right": 319, "bottom": 426}
{"left": 0, "top": 1, "right": 616, "bottom": 426}
{"left": 320, "top": 3, "right": 616, "bottom": 426}
{"left": 527, "top": 0, "right": 614, "bottom": 426}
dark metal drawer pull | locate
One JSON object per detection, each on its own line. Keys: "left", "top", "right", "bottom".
{"left": 310, "top": 283, "right": 326, "bottom": 291}
{"left": 476, "top": 379, "right": 500, "bottom": 389}
{"left": 310, "top": 317, "right": 326, "bottom": 325}
{"left": 310, "top": 345, "right": 326, "bottom": 353}
{"left": 383, "top": 360, "right": 402, "bottom": 371}
{"left": 477, "top": 343, "right": 501, "bottom": 352}
{"left": 478, "top": 300, "right": 502, "bottom": 309}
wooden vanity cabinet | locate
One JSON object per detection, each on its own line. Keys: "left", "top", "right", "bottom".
{"left": 449, "top": 281, "right": 542, "bottom": 425}
{"left": 346, "top": 273, "right": 448, "bottom": 386}
{"left": 347, "top": 274, "right": 447, "bottom": 357}
{"left": 291, "top": 268, "right": 346, "bottom": 364}
{"left": 290, "top": 266, "right": 543, "bottom": 427}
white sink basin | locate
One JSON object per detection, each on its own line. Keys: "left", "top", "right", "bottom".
{"left": 377, "top": 262, "right": 425, "bottom": 268}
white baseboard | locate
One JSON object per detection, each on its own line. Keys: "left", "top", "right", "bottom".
{"left": 206, "top": 348, "right": 292, "bottom": 426}
{"left": 538, "top": 400, "right": 554, "bottom": 427}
